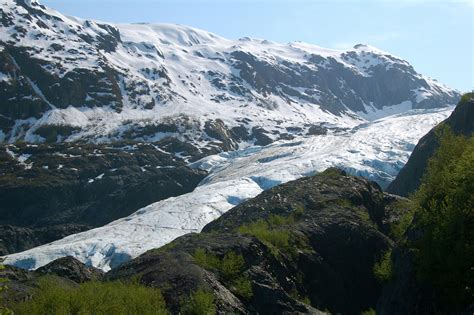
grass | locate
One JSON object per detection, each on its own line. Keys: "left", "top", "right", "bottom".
{"left": 12, "top": 277, "right": 168, "bottom": 315}
{"left": 193, "top": 249, "right": 253, "bottom": 299}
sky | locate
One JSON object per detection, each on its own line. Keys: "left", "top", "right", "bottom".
{"left": 42, "top": 0, "right": 473, "bottom": 92}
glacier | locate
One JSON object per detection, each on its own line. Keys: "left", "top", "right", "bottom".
{"left": 3, "top": 106, "right": 453, "bottom": 271}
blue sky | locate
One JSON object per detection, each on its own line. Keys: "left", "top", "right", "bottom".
{"left": 42, "top": 0, "right": 473, "bottom": 92}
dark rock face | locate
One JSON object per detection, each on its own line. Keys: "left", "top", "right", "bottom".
{"left": 387, "top": 95, "right": 474, "bottom": 196}
{"left": 0, "top": 224, "right": 89, "bottom": 256}
{"left": 0, "top": 141, "right": 207, "bottom": 255}
{"left": 107, "top": 169, "right": 409, "bottom": 314}
{"left": 204, "top": 119, "right": 239, "bottom": 151}
{"left": 376, "top": 246, "right": 438, "bottom": 315}
{"left": 36, "top": 256, "right": 103, "bottom": 283}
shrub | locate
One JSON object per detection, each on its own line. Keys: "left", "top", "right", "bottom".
{"left": 220, "top": 251, "right": 245, "bottom": 280}
{"left": 13, "top": 277, "right": 168, "bottom": 314}
{"left": 389, "top": 201, "right": 415, "bottom": 242}
{"left": 459, "top": 92, "right": 473, "bottom": 105}
{"left": 0, "top": 259, "right": 12, "bottom": 315}
{"left": 412, "top": 126, "right": 474, "bottom": 309}
{"left": 373, "top": 249, "right": 393, "bottom": 283}
{"left": 193, "top": 248, "right": 221, "bottom": 270}
{"left": 238, "top": 219, "right": 290, "bottom": 252}
{"left": 180, "top": 289, "right": 216, "bottom": 315}
{"left": 193, "top": 249, "right": 253, "bottom": 299}
{"left": 237, "top": 213, "right": 300, "bottom": 255}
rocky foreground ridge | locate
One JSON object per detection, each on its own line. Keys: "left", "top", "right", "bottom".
{"left": 1, "top": 169, "right": 411, "bottom": 314}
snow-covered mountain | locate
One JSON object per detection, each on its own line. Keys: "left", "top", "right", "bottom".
{"left": 4, "top": 107, "right": 453, "bottom": 271}
{"left": 0, "top": 0, "right": 458, "bottom": 150}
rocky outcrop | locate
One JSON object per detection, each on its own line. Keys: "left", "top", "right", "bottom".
{"left": 387, "top": 94, "right": 474, "bottom": 196}
{"left": 0, "top": 141, "right": 207, "bottom": 255}
{"left": 106, "top": 169, "right": 410, "bottom": 314}
{"left": 36, "top": 256, "right": 103, "bottom": 283}
{"left": 0, "top": 257, "right": 93, "bottom": 305}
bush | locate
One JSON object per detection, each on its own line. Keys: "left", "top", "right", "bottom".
{"left": 237, "top": 214, "right": 297, "bottom": 255}
{"left": 459, "top": 92, "right": 473, "bottom": 105}
{"left": 412, "top": 126, "right": 474, "bottom": 309}
{"left": 180, "top": 289, "right": 216, "bottom": 315}
{"left": 0, "top": 260, "right": 12, "bottom": 315}
{"left": 361, "top": 308, "right": 376, "bottom": 315}
{"left": 193, "top": 249, "right": 253, "bottom": 299}
{"left": 193, "top": 248, "right": 221, "bottom": 270}
{"left": 373, "top": 249, "right": 393, "bottom": 283}
{"left": 238, "top": 220, "right": 290, "bottom": 251}
{"left": 389, "top": 200, "right": 415, "bottom": 242}
{"left": 13, "top": 277, "right": 168, "bottom": 315}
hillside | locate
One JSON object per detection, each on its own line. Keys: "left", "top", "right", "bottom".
{"left": 387, "top": 93, "right": 474, "bottom": 196}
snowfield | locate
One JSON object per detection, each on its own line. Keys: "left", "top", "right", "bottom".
{"left": 3, "top": 107, "right": 453, "bottom": 271}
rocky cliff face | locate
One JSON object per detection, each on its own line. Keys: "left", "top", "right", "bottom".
{"left": 0, "top": 141, "right": 207, "bottom": 255}
{"left": 0, "top": 0, "right": 459, "bottom": 148}
{"left": 105, "top": 169, "right": 410, "bottom": 314}
{"left": 387, "top": 93, "right": 474, "bottom": 196}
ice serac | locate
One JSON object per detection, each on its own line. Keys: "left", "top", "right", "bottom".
{"left": 3, "top": 107, "right": 453, "bottom": 271}
{"left": 0, "top": 0, "right": 459, "bottom": 148}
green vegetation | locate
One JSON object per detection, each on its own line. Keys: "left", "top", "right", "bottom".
{"left": 0, "top": 259, "right": 12, "bottom": 315}
{"left": 238, "top": 218, "right": 291, "bottom": 254}
{"left": 373, "top": 249, "right": 393, "bottom": 283}
{"left": 193, "top": 249, "right": 253, "bottom": 299}
{"left": 289, "top": 289, "right": 311, "bottom": 305}
{"left": 237, "top": 212, "right": 303, "bottom": 256}
{"left": 317, "top": 167, "right": 344, "bottom": 179}
{"left": 361, "top": 308, "right": 376, "bottom": 315}
{"left": 411, "top": 126, "right": 474, "bottom": 309}
{"left": 180, "top": 289, "right": 216, "bottom": 315}
{"left": 459, "top": 92, "right": 473, "bottom": 105}
{"left": 12, "top": 277, "right": 168, "bottom": 315}
{"left": 389, "top": 201, "right": 415, "bottom": 242}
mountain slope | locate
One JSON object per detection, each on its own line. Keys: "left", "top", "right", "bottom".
{"left": 1, "top": 169, "right": 411, "bottom": 314}
{"left": 0, "top": 141, "right": 207, "bottom": 255}
{"left": 105, "top": 169, "right": 408, "bottom": 314}
{"left": 0, "top": 0, "right": 459, "bottom": 148}
{"left": 3, "top": 107, "right": 452, "bottom": 271}
{"left": 387, "top": 93, "right": 474, "bottom": 196}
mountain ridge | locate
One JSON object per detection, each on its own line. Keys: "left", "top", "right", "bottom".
{"left": 0, "top": 0, "right": 459, "bottom": 149}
